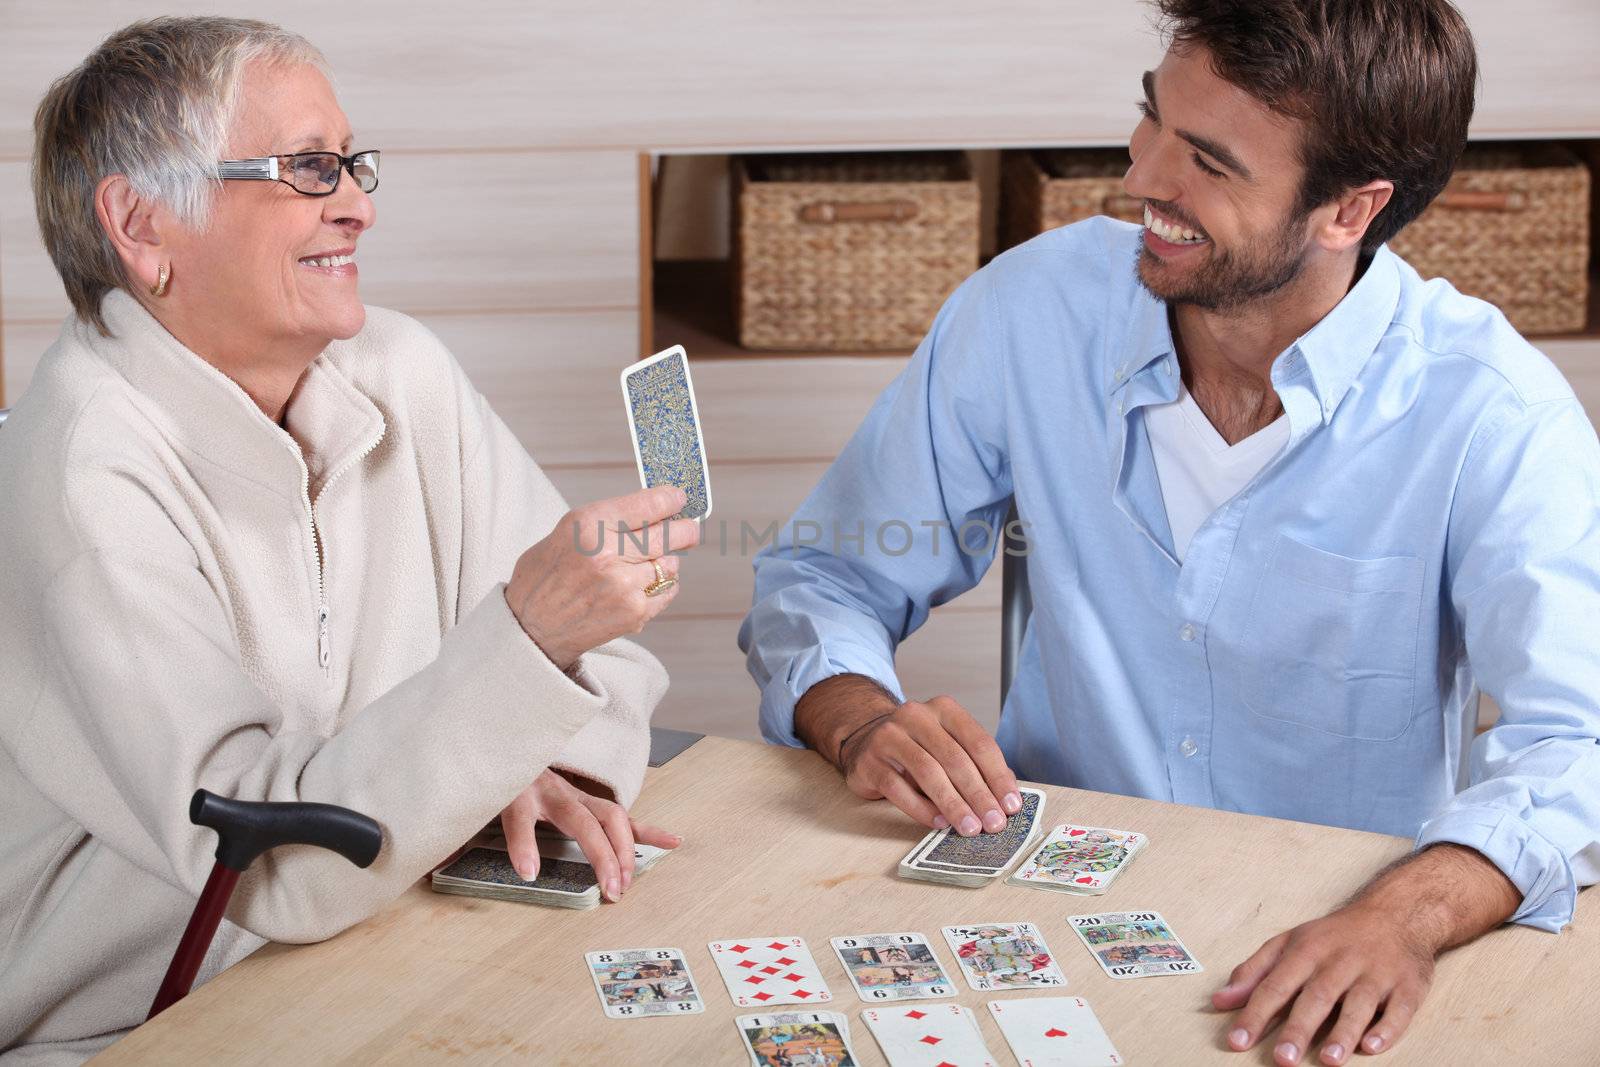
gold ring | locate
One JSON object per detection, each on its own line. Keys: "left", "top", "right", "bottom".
{"left": 644, "top": 559, "right": 678, "bottom": 598}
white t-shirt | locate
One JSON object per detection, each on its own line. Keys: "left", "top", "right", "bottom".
{"left": 1145, "top": 383, "right": 1289, "bottom": 561}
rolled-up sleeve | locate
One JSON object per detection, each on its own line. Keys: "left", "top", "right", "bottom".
{"left": 1417, "top": 396, "right": 1600, "bottom": 931}
{"left": 738, "top": 272, "right": 1014, "bottom": 746}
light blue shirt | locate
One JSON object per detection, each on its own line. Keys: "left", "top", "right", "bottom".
{"left": 739, "top": 217, "right": 1600, "bottom": 932}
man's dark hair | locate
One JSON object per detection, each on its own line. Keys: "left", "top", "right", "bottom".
{"left": 1154, "top": 0, "right": 1478, "bottom": 252}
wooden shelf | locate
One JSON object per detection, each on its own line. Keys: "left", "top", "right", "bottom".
{"left": 651, "top": 259, "right": 916, "bottom": 361}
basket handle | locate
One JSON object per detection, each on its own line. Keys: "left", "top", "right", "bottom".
{"left": 798, "top": 200, "right": 920, "bottom": 224}
{"left": 1103, "top": 194, "right": 1145, "bottom": 217}
{"left": 1434, "top": 189, "right": 1526, "bottom": 211}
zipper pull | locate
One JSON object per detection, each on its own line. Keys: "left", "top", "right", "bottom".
{"left": 317, "top": 604, "right": 331, "bottom": 670}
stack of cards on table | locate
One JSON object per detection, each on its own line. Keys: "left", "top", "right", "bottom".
{"left": 708, "top": 936, "right": 834, "bottom": 1007}
{"left": 1068, "top": 910, "right": 1204, "bottom": 979}
{"left": 1007, "top": 824, "right": 1147, "bottom": 896}
{"left": 864, "top": 1002, "right": 996, "bottom": 1066}
{"left": 430, "top": 831, "right": 667, "bottom": 909}
{"left": 735, "top": 1010, "right": 859, "bottom": 1066}
{"left": 898, "top": 787, "right": 1047, "bottom": 887}
{"left": 987, "top": 997, "right": 1124, "bottom": 1066}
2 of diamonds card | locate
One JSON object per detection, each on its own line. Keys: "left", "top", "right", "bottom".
{"left": 736, "top": 1010, "right": 858, "bottom": 1066}
{"left": 708, "top": 936, "right": 833, "bottom": 1007}
{"left": 621, "top": 344, "right": 712, "bottom": 520}
{"left": 830, "top": 933, "right": 957, "bottom": 1002}
{"left": 862, "top": 1003, "right": 997, "bottom": 1067}
{"left": 1008, "top": 825, "right": 1146, "bottom": 895}
{"left": 585, "top": 947, "right": 704, "bottom": 1018}
{"left": 987, "top": 997, "right": 1123, "bottom": 1067}
{"left": 941, "top": 922, "right": 1068, "bottom": 992}
{"left": 1067, "top": 910, "right": 1204, "bottom": 979}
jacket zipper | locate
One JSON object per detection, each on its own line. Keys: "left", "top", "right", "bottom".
{"left": 297, "top": 423, "right": 387, "bottom": 676}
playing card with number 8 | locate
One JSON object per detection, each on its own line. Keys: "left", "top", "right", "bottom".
{"left": 585, "top": 947, "right": 704, "bottom": 1018}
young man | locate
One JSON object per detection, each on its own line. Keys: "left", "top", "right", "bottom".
{"left": 740, "top": 2, "right": 1599, "bottom": 1065}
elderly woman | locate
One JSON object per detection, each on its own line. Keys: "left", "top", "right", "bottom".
{"left": 0, "top": 17, "right": 696, "bottom": 1062}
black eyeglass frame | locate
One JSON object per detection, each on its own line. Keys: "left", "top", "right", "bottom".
{"left": 215, "top": 150, "right": 380, "bottom": 197}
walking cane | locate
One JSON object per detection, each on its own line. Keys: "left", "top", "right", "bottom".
{"left": 147, "top": 789, "right": 384, "bottom": 1019}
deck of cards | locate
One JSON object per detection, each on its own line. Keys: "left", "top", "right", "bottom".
{"left": 863, "top": 1002, "right": 997, "bottom": 1067}
{"left": 1007, "top": 824, "right": 1147, "bottom": 896}
{"left": 898, "top": 787, "right": 1047, "bottom": 887}
{"left": 430, "top": 832, "right": 668, "bottom": 909}
{"left": 735, "top": 1010, "right": 858, "bottom": 1066}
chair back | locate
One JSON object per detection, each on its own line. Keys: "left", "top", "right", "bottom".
{"left": 1000, "top": 498, "right": 1031, "bottom": 705}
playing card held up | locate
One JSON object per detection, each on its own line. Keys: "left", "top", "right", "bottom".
{"left": 621, "top": 345, "right": 712, "bottom": 520}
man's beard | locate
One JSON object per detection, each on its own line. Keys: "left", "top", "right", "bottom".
{"left": 1136, "top": 204, "right": 1312, "bottom": 311}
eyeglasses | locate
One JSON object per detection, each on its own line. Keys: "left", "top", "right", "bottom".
{"left": 215, "top": 150, "right": 380, "bottom": 197}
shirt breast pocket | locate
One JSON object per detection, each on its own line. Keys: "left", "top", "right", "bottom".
{"left": 1238, "top": 534, "right": 1424, "bottom": 742}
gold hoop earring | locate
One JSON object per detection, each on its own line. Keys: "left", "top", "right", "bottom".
{"left": 150, "top": 263, "right": 170, "bottom": 298}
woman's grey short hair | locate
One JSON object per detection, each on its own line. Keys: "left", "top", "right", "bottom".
{"left": 32, "top": 17, "right": 326, "bottom": 334}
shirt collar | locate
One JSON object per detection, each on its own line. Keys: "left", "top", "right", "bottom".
{"left": 1108, "top": 243, "right": 1402, "bottom": 426}
{"left": 1288, "top": 244, "right": 1401, "bottom": 424}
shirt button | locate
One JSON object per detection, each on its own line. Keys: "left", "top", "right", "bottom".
{"left": 1180, "top": 737, "right": 1199, "bottom": 758}
{"left": 1163, "top": 360, "right": 1172, "bottom": 376}
{"left": 1117, "top": 400, "right": 1126, "bottom": 416}
{"left": 1114, "top": 366, "right": 1127, "bottom": 382}
{"left": 1179, "top": 623, "right": 1196, "bottom": 641}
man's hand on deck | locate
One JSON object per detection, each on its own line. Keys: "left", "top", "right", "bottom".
{"left": 795, "top": 673, "right": 1022, "bottom": 835}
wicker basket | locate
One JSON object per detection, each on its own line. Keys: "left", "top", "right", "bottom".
{"left": 1002, "top": 143, "right": 1591, "bottom": 336}
{"left": 733, "top": 152, "right": 980, "bottom": 351}
{"left": 1000, "top": 148, "right": 1141, "bottom": 252}
{"left": 1390, "top": 142, "right": 1590, "bottom": 335}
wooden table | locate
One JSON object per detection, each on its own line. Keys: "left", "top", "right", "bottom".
{"left": 96, "top": 736, "right": 1598, "bottom": 1065}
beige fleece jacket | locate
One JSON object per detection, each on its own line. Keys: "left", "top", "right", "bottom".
{"left": 0, "top": 291, "right": 666, "bottom": 1063}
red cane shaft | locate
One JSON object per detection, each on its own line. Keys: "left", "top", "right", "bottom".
{"left": 148, "top": 861, "right": 241, "bottom": 1019}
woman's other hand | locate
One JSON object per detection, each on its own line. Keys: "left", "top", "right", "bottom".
{"left": 505, "top": 485, "right": 698, "bottom": 671}
{"left": 500, "top": 770, "right": 681, "bottom": 901}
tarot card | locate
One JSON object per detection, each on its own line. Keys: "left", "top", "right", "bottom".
{"left": 709, "top": 936, "right": 833, "bottom": 1007}
{"left": 906, "top": 788, "right": 1045, "bottom": 873}
{"left": 1008, "top": 825, "right": 1146, "bottom": 895}
{"left": 862, "top": 1003, "right": 996, "bottom": 1066}
{"left": 831, "top": 933, "right": 956, "bottom": 1002}
{"left": 736, "top": 1011, "right": 858, "bottom": 1067}
{"left": 987, "top": 997, "right": 1123, "bottom": 1066}
{"left": 1067, "top": 910, "right": 1204, "bottom": 979}
{"left": 941, "top": 923, "right": 1067, "bottom": 992}
{"left": 585, "top": 947, "right": 704, "bottom": 1018}
{"left": 621, "top": 344, "right": 712, "bottom": 520}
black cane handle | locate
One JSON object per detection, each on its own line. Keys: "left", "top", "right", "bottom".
{"left": 189, "top": 790, "right": 383, "bottom": 872}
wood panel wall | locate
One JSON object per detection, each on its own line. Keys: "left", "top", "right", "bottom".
{"left": 2, "top": 1, "right": 1598, "bottom": 742}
